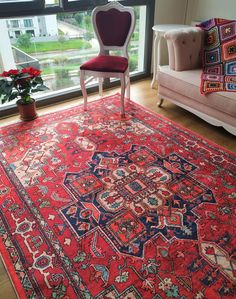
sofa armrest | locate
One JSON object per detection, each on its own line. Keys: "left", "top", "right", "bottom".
{"left": 164, "top": 28, "right": 204, "bottom": 71}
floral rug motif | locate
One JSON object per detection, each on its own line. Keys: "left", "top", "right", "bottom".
{"left": 198, "top": 18, "right": 236, "bottom": 94}
{"left": 0, "top": 94, "right": 235, "bottom": 298}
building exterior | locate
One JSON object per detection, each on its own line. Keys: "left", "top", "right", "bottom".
{"left": 6, "top": 15, "right": 58, "bottom": 38}
{"left": 0, "top": 19, "right": 15, "bottom": 73}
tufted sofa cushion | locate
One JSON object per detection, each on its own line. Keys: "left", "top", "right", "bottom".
{"left": 165, "top": 28, "right": 204, "bottom": 71}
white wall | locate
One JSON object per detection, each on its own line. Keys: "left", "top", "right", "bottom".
{"left": 154, "top": 0, "right": 188, "bottom": 65}
{"left": 31, "top": 16, "right": 40, "bottom": 36}
{"left": 154, "top": 0, "right": 236, "bottom": 26}
{"left": 0, "top": 20, "right": 16, "bottom": 73}
{"left": 193, "top": 0, "right": 236, "bottom": 21}
{"left": 45, "top": 15, "right": 58, "bottom": 36}
{"left": 152, "top": 0, "right": 236, "bottom": 67}
{"left": 154, "top": 0, "right": 187, "bottom": 25}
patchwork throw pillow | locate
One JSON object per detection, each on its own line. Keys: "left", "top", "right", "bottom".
{"left": 197, "top": 18, "right": 236, "bottom": 94}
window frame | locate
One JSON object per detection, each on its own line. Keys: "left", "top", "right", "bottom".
{"left": 0, "top": 0, "right": 155, "bottom": 117}
{"left": 0, "top": 0, "right": 45, "bottom": 14}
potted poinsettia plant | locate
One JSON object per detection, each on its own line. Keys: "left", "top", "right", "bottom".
{"left": 0, "top": 67, "right": 48, "bottom": 121}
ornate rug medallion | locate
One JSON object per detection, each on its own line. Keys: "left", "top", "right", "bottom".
{"left": 0, "top": 94, "right": 235, "bottom": 299}
{"left": 62, "top": 145, "right": 215, "bottom": 257}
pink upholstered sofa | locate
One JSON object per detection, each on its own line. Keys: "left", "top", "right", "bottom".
{"left": 157, "top": 28, "right": 236, "bottom": 135}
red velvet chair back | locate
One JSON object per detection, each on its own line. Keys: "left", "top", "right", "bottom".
{"left": 96, "top": 9, "right": 131, "bottom": 47}
{"left": 92, "top": 2, "right": 135, "bottom": 58}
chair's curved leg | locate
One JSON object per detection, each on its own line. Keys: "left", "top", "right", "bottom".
{"left": 98, "top": 77, "right": 103, "bottom": 97}
{"left": 158, "top": 98, "right": 164, "bottom": 107}
{"left": 80, "top": 70, "right": 87, "bottom": 111}
{"left": 120, "top": 75, "right": 126, "bottom": 118}
{"left": 126, "top": 74, "right": 130, "bottom": 99}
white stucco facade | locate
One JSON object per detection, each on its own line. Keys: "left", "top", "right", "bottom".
{"left": 42, "top": 15, "right": 58, "bottom": 36}
{"left": 0, "top": 19, "right": 16, "bottom": 73}
{"left": 6, "top": 15, "right": 58, "bottom": 38}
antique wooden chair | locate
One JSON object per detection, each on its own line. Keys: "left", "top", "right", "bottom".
{"left": 80, "top": 1, "right": 135, "bottom": 118}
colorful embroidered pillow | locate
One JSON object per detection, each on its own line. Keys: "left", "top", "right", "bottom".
{"left": 197, "top": 18, "right": 236, "bottom": 94}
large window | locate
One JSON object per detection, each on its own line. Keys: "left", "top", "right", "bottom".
{"left": 0, "top": 0, "right": 155, "bottom": 114}
{"left": 24, "top": 18, "right": 33, "bottom": 27}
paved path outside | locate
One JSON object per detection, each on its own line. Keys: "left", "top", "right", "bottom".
{"left": 57, "top": 20, "right": 86, "bottom": 37}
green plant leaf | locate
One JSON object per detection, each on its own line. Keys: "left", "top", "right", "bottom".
{"left": 34, "top": 77, "right": 43, "bottom": 84}
{"left": 0, "top": 80, "right": 14, "bottom": 95}
{"left": 2, "top": 95, "right": 11, "bottom": 104}
{"left": 8, "top": 92, "right": 18, "bottom": 101}
{"left": 0, "top": 68, "right": 49, "bottom": 103}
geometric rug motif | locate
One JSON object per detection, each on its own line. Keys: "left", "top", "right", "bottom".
{"left": 63, "top": 145, "right": 215, "bottom": 257}
{"left": 0, "top": 94, "right": 235, "bottom": 299}
{"left": 198, "top": 18, "right": 236, "bottom": 93}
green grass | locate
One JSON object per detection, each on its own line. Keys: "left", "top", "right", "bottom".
{"left": 42, "top": 64, "right": 80, "bottom": 75}
{"left": 15, "top": 39, "right": 91, "bottom": 54}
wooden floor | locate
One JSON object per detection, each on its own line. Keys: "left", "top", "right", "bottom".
{"left": 0, "top": 78, "right": 235, "bottom": 298}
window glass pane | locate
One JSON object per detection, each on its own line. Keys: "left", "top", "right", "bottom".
{"left": 131, "top": 5, "right": 146, "bottom": 73}
{"left": 0, "top": 6, "right": 146, "bottom": 107}
{"left": 10, "top": 19, "right": 19, "bottom": 27}
{"left": 24, "top": 19, "right": 33, "bottom": 27}
{"left": 0, "top": 12, "right": 96, "bottom": 106}
{"left": 45, "top": 0, "right": 59, "bottom": 7}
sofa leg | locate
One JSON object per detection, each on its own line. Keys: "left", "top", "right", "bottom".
{"left": 158, "top": 98, "right": 164, "bottom": 107}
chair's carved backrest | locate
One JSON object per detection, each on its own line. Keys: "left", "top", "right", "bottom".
{"left": 92, "top": 2, "right": 135, "bottom": 58}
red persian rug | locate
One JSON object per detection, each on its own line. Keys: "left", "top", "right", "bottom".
{"left": 0, "top": 94, "right": 235, "bottom": 299}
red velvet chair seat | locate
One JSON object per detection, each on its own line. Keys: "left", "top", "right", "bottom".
{"left": 80, "top": 55, "right": 128, "bottom": 73}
